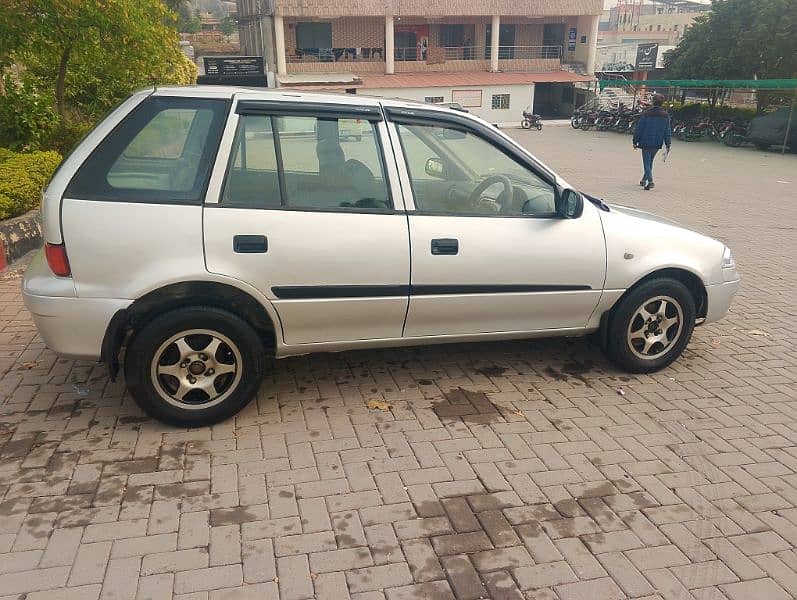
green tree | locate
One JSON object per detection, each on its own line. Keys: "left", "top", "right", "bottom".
{"left": 219, "top": 16, "right": 236, "bottom": 40}
{"left": 183, "top": 18, "right": 202, "bottom": 34}
{"left": 6, "top": 0, "right": 196, "bottom": 118}
{"left": 665, "top": 0, "right": 797, "bottom": 80}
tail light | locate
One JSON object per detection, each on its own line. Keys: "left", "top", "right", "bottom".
{"left": 45, "top": 243, "right": 71, "bottom": 277}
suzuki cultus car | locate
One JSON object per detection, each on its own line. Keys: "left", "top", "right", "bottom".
{"left": 24, "top": 87, "right": 739, "bottom": 425}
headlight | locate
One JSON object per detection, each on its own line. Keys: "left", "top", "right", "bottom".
{"left": 721, "top": 246, "right": 735, "bottom": 269}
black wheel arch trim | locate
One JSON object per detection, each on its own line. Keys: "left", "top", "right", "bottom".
{"left": 101, "top": 308, "right": 130, "bottom": 381}
{"left": 602, "top": 267, "right": 708, "bottom": 338}
{"left": 101, "top": 281, "right": 279, "bottom": 381}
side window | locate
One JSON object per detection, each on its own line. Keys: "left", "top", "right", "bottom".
{"left": 396, "top": 122, "right": 556, "bottom": 216}
{"left": 66, "top": 97, "right": 228, "bottom": 203}
{"left": 275, "top": 115, "right": 391, "bottom": 211}
{"left": 122, "top": 109, "right": 196, "bottom": 159}
{"left": 221, "top": 115, "right": 281, "bottom": 208}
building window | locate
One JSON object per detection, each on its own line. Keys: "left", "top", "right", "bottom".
{"left": 491, "top": 94, "right": 510, "bottom": 110}
{"left": 424, "top": 96, "right": 444, "bottom": 104}
{"left": 674, "top": 24, "right": 679, "bottom": 30}
{"left": 296, "top": 22, "right": 332, "bottom": 50}
{"left": 657, "top": 24, "right": 662, "bottom": 31}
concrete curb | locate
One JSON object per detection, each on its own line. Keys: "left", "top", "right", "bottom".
{"left": 0, "top": 210, "right": 42, "bottom": 270}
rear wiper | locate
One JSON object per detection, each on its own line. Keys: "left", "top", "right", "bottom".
{"left": 583, "top": 192, "right": 610, "bottom": 212}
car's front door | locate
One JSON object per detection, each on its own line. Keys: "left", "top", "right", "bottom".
{"left": 203, "top": 101, "right": 410, "bottom": 345}
{"left": 389, "top": 113, "right": 606, "bottom": 337}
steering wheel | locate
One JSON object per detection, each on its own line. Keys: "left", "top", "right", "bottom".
{"left": 467, "top": 175, "right": 514, "bottom": 214}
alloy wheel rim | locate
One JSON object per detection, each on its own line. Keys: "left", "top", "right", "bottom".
{"left": 626, "top": 295, "right": 684, "bottom": 360}
{"left": 150, "top": 329, "right": 242, "bottom": 409}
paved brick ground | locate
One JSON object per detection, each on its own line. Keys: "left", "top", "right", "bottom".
{"left": 1, "top": 127, "right": 795, "bottom": 600}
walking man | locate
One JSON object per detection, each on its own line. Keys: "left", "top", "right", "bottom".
{"left": 633, "top": 94, "right": 672, "bottom": 190}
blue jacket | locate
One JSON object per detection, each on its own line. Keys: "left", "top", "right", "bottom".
{"left": 633, "top": 106, "right": 672, "bottom": 149}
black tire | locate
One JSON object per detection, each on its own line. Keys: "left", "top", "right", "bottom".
{"left": 536, "top": 123, "right": 543, "bottom": 131}
{"left": 521, "top": 119, "right": 531, "bottom": 129}
{"left": 724, "top": 134, "right": 743, "bottom": 147}
{"left": 606, "top": 278, "right": 696, "bottom": 373}
{"left": 571, "top": 117, "right": 581, "bottom": 129}
{"left": 125, "top": 306, "right": 266, "bottom": 427}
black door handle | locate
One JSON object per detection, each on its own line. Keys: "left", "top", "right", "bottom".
{"left": 431, "top": 238, "right": 458, "bottom": 255}
{"left": 233, "top": 235, "right": 268, "bottom": 253}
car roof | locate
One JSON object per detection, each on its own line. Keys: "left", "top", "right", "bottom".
{"left": 149, "top": 85, "right": 460, "bottom": 116}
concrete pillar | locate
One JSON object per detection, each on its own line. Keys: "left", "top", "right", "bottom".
{"left": 261, "top": 15, "right": 276, "bottom": 75}
{"left": 385, "top": 15, "right": 395, "bottom": 75}
{"left": 586, "top": 14, "right": 600, "bottom": 75}
{"left": 490, "top": 15, "right": 500, "bottom": 72}
{"left": 274, "top": 14, "right": 286, "bottom": 76}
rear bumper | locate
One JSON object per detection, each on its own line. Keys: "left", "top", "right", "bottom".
{"left": 22, "top": 251, "right": 131, "bottom": 360}
{"left": 23, "top": 291, "right": 131, "bottom": 360}
{"left": 704, "top": 278, "right": 740, "bottom": 324}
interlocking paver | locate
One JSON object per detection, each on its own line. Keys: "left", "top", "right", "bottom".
{"left": 720, "top": 578, "right": 791, "bottom": 600}
{"left": 1, "top": 127, "right": 795, "bottom": 599}
{"left": 441, "top": 554, "right": 487, "bottom": 600}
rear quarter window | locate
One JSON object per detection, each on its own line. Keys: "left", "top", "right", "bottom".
{"left": 65, "top": 96, "right": 229, "bottom": 204}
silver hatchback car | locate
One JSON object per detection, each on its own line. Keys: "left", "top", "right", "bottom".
{"left": 24, "top": 87, "right": 739, "bottom": 426}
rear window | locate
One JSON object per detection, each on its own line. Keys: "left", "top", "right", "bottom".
{"left": 66, "top": 96, "right": 228, "bottom": 204}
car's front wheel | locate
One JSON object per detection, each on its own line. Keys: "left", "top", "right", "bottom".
{"left": 125, "top": 306, "right": 265, "bottom": 426}
{"left": 606, "top": 278, "right": 696, "bottom": 373}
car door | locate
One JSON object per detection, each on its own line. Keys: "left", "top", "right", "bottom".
{"left": 387, "top": 109, "right": 606, "bottom": 338}
{"left": 203, "top": 99, "right": 410, "bottom": 345}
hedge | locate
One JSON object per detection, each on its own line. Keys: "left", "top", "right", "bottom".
{"left": 0, "top": 149, "right": 63, "bottom": 221}
{"left": 668, "top": 102, "right": 757, "bottom": 122}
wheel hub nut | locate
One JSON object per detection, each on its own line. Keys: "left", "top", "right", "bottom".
{"left": 188, "top": 361, "right": 205, "bottom": 376}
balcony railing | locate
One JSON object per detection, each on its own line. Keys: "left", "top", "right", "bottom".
{"left": 394, "top": 46, "right": 473, "bottom": 62}
{"left": 492, "top": 45, "right": 563, "bottom": 60}
{"left": 394, "top": 45, "right": 562, "bottom": 62}
{"left": 287, "top": 47, "right": 385, "bottom": 63}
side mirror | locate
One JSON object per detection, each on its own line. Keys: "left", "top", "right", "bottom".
{"left": 559, "top": 188, "right": 583, "bottom": 219}
{"left": 424, "top": 157, "right": 447, "bottom": 179}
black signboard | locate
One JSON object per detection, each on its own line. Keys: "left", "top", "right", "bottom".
{"left": 203, "top": 56, "right": 265, "bottom": 77}
{"left": 635, "top": 43, "right": 659, "bottom": 72}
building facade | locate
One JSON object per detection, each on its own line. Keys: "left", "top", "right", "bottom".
{"left": 599, "top": 0, "right": 709, "bottom": 46}
{"left": 237, "top": 0, "right": 602, "bottom": 122}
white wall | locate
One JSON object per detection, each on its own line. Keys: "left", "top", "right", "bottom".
{"left": 361, "top": 84, "right": 535, "bottom": 126}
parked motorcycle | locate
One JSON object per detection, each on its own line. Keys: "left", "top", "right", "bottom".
{"left": 521, "top": 111, "right": 543, "bottom": 131}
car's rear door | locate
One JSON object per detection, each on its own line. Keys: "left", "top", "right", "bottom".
{"left": 203, "top": 97, "right": 410, "bottom": 345}
{"left": 386, "top": 107, "right": 606, "bottom": 337}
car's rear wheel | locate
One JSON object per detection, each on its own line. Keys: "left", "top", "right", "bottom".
{"left": 125, "top": 306, "right": 265, "bottom": 426}
{"left": 606, "top": 278, "right": 696, "bottom": 373}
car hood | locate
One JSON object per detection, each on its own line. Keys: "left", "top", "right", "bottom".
{"left": 607, "top": 203, "right": 683, "bottom": 227}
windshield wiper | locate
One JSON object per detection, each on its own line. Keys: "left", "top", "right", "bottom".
{"left": 583, "top": 192, "right": 610, "bottom": 212}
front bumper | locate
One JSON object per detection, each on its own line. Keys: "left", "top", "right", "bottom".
{"left": 704, "top": 278, "right": 740, "bottom": 324}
